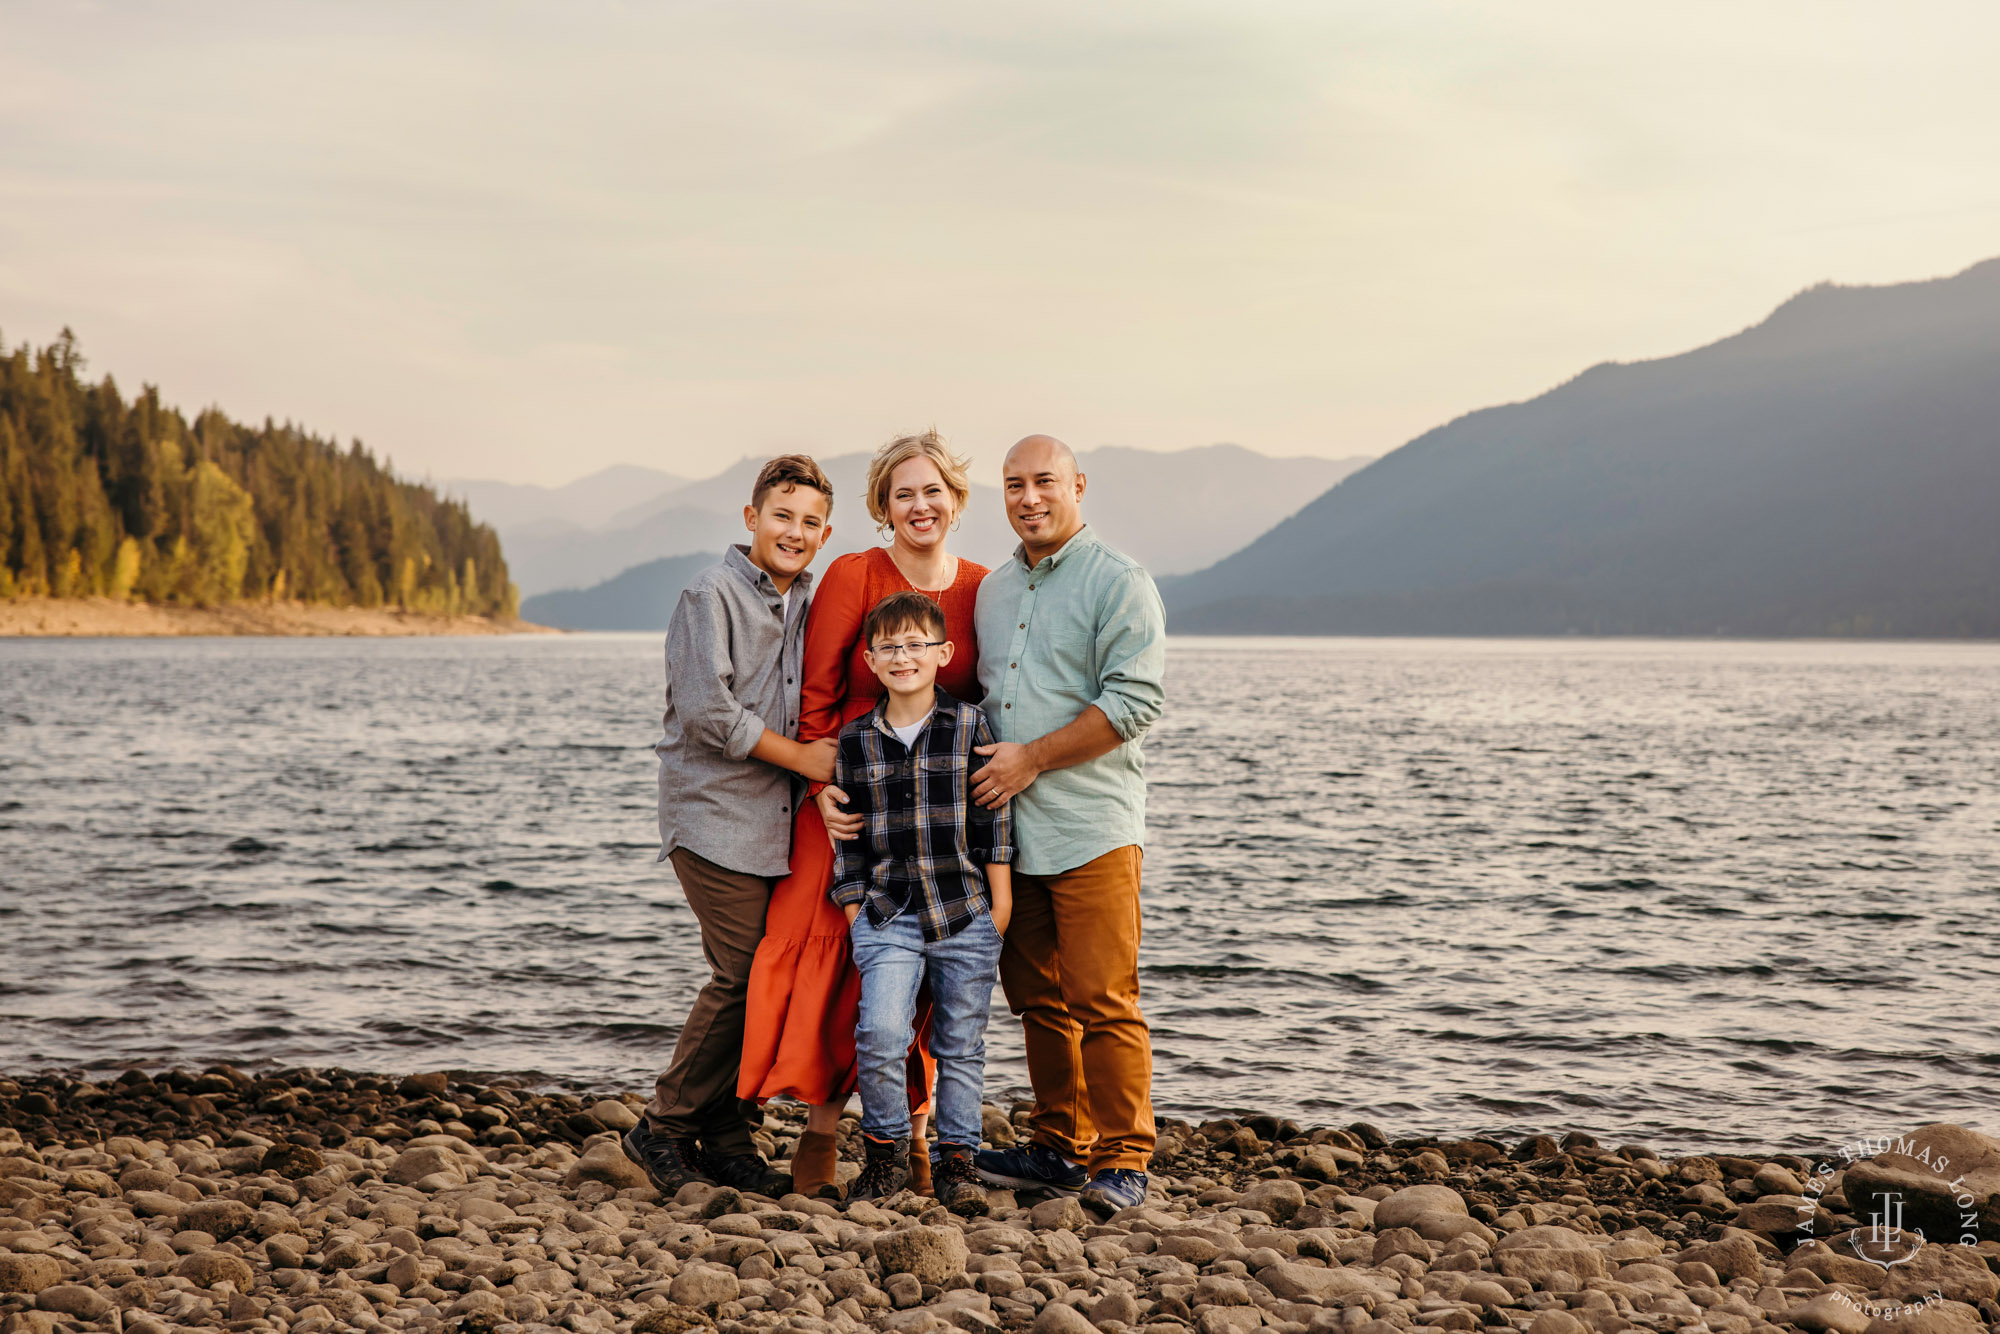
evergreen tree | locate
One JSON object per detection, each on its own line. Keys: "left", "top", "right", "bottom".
{"left": 0, "top": 328, "right": 518, "bottom": 614}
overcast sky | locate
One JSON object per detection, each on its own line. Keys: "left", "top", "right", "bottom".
{"left": 2, "top": 1, "right": 1996, "bottom": 486}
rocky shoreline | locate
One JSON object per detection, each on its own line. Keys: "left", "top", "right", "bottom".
{"left": 2, "top": 1070, "right": 1996, "bottom": 1334}
{"left": 0, "top": 598, "right": 555, "bottom": 638}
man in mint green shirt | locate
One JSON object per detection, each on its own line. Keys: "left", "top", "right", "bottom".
{"left": 969, "top": 434, "right": 1166, "bottom": 1218}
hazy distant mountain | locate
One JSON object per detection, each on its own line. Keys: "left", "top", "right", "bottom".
{"left": 499, "top": 445, "right": 1369, "bottom": 597}
{"left": 520, "top": 553, "right": 719, "bottom": 631}
{"left": 1165, "top": 258, "right": 2000, "bottom": 637}
{"left": 446, "top": 465, "right": 685, "bottom": 534}
{"left": 505, "top": 507, "right": 747, "bottom": 597}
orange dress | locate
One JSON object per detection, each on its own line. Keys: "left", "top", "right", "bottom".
{"left": 738, "top": 546, "right": 990, "bottom": 1107}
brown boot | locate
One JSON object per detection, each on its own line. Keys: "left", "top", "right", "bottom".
{"left": 907, "top": 1143, "right": 934, "bottom": 1196}
{"left": 788, "top": 1130, "right": 840, "bottom": 1200}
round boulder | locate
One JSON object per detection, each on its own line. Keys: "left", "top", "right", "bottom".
{"left": 259, "top": 1143, "right": 325, "bottom": 1179}
{"left": 563, "top": 1139, "right": 650, "bottom": 1192}
{"left": 670, "top": 1263, "right": 741, "bottom": 1310}
{"left": 1373, "top": 1184, "right": 1467, "bottom": 1230}
{"left": 176, "top": 1251, "right": 257, "bottom": 1290}
{"left": 875, "top": 1224, "right": 971, "bottom": 1285}
{"left": 126, "top": 1189, "right": 187, "bottom": 1218}
{"left": 1372, "top": 1227, "right": 1433, "bottom": 1264}
{"left": 398, "top": 1071, "right": 451, "bottom": 1098}
{"left": 386, "top": 1144, "right": 464, "bottom": 1187}
{"left": 388, "top": 1253, "right": 445, "bottom": 1292}
{"left": 589, "top": 1099, "right": 640, "bottom": 1132}
{"left": 0, "top": 1254, "right": 64, "bottom": 1295}
{"left": 1028, "top": 1196, "right": 1089, "bottom": 1232}
{"left": 1238, "top": 1179, "right": 1305, "bottom": 1224}
{"left": 184, "top": 1197, "right": 256, "bottom": 1240}
{"left": 37, "top": 1284, "right": 114, "bottom": 1320}
{"left": 1034, "top": 1304, "right": 1098, "bottom": 1334}
{"left": 64, "top": 1169, "right": 118, "bottom": 1196}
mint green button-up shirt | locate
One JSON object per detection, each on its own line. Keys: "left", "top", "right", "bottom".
{"left": 974, "top": 526, "right": 1167, "bottom": 876}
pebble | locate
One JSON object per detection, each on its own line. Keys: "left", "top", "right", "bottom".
{"left": 5, "top": 1068, "right": 1997, "bottom": 1334}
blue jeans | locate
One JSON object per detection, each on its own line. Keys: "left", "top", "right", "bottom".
{"left": 850, "top": 908, "right": 1004, "bottom": 1147}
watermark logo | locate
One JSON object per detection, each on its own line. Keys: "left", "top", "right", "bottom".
{"left": 1790, "top": 1131, "right": 1988, "bottom": 1324}
{"left": 1849, "top": 1189, "right": 1923, "bottom": 1267}
{"left": 1799, "top": 1132, "right": 1982, "bottom": 1254}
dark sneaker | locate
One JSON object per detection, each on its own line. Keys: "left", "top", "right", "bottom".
{"left": 702, "top": 1150, "right": 791, "bottom": 1198}
{"left": 1078, "top": 1168, "right": 1148, "bottom": 1218}
{"left": 849, "top": 1135, "right": 912, "bottom": 1202}
{"left": 973, "top": 1143, "right": 1087, "bottom": 1195}
{"left": 933, "top": 1145, "right": 989, "bottom": 1218}
{"left": 622, "top": 1119, "right": 711, "bottom": 1194}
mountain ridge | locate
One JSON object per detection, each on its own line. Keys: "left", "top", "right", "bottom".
{"left": 1165, "top": 258, "right": 2000, "bottom": 638}
{"left": 487, "top": 444, "right": 1371, "bottom": 598}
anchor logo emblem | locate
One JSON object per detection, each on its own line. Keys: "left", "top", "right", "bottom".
{"left": 1849, "top": 1191, "right": 1925, "bottom": 1267}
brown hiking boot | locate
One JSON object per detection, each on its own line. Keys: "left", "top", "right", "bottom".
{"left": 848, "top": 1134, "right": 911, "bottom": 1202}
{"left": 934, "top": 1145, "right": 989, "bottom": 1217}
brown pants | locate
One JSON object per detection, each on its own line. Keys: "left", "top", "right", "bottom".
{"left": 999, "top": 844, "right": 1156, "bottom": 1173}
{"left": 648, "top": 847, "right": 773, "bottom": 1156}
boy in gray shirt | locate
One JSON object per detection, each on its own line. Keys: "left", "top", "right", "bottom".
{"left": 624, "top": 455, "right": 837, "bottom": 1196}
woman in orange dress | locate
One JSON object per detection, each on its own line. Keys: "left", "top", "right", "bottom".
{"left": 739, "top": 430, "right": 989, "bottom": 1197}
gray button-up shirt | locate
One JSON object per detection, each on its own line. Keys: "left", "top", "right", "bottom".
{"left": 656, "top": 544, "right": 811, "bottom": 878}
{"left": 974, "top": 525, "right": 1166, "bottom": 876}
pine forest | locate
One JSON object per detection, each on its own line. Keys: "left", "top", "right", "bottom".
{"left": 0, "top": 329, "right": 516, "bottom": 617}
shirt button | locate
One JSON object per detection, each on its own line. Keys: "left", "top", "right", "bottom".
{"left": 1018, "top": 623, "right": 1025, "bottom": 629}
{"left": 1010, "top": 662, "right": 1017, "bottom": 669}
{"left": 1004, "top": 702, "right": 1012, "bottom": 709}
{"left": 1028, "top": 584, "right": 1035, "bottom": 590}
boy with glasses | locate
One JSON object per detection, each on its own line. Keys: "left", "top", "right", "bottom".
{"left": 830, "top": 590, "right": 1013, "bottom": 1214}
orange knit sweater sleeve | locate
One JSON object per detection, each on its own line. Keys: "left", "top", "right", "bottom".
{"left": 799, "top": 553, "right": 868, "bottom": 745}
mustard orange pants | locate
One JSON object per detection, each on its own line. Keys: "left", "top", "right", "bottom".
{"left": 998, "top": 844, "right": 1156, "bottom": 1173}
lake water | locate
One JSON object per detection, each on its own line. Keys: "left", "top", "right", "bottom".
{"left": 2, "top": 634, "right": 1996, "bottom": 1154}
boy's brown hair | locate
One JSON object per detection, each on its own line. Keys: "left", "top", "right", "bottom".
{"left": 863, "top": 590, "right": 945, "bottom": 647}
{"left": 750, "top": 454, "right": 835, "bottom": 515}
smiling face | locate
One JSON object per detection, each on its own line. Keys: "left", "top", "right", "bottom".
{"left": 864, "top": 617, "right": 956, "bottom": 702}
{"left": 1002, "top": 434, "right": 1087, "bottom": 561}
{"left": 741, "top": 483, "right": 832, "bottom": 590}
{"left": 886, "top": 455, "right": 956, "bottom": 553}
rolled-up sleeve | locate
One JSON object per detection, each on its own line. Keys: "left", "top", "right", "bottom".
{"left": 829, "top": 733, "right": 873, "bottom": 905}
{"left": 1088, "top": 567, "right": 1167, "bottom": 742}
{"left": 665, "top": 586, "right": 767, "bottom": 760}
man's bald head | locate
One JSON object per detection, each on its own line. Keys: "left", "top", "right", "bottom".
{"left": 1005, "top": 434, "right": 1079, "bottom": 480}
{"left": 1001, "top": 433, "right": 1087, "bottom": 560}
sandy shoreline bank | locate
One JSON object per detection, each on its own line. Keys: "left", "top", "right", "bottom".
{"left": 0, "top": 598, "right": 557, "bottom": 638}
{"left": 3, "top": 1069, "right": 1997, "bottom": 1334}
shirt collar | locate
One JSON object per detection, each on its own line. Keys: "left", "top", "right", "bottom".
{"left": 869, "top": 687, "right": 954, "bottom": 742}
{"left": 726, "top": 543, "right": 812, "bottom": 604}
{"left": 1012, "top": 523, "right": 1096, "bottom": 574}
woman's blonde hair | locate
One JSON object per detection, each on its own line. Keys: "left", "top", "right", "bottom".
{"left": 865, "top": 429, "right": 973, "bottom": 534}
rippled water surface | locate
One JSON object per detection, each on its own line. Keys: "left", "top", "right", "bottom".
{"left": 3, "top": 634, "right": 1997, "bottom": 1152}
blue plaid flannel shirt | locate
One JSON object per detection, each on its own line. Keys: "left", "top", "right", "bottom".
{"left": 829, "top": 688, "right": 1014, "bottom": 941}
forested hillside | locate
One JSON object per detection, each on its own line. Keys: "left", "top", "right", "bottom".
{"left": 0, "top": 329, "right": 516, "bottom": 616}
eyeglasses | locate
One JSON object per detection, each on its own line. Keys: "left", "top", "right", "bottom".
{"left": 867, "top": 640, "right": 946, "bottom": 660}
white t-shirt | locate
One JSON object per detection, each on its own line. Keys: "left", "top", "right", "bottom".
{"left": 891, "top": 712, "right": 931, "bottom": 749}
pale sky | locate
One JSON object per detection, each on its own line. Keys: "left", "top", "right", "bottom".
{"left": 2, "top": 1, "right": 1996, "bottom": 485}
